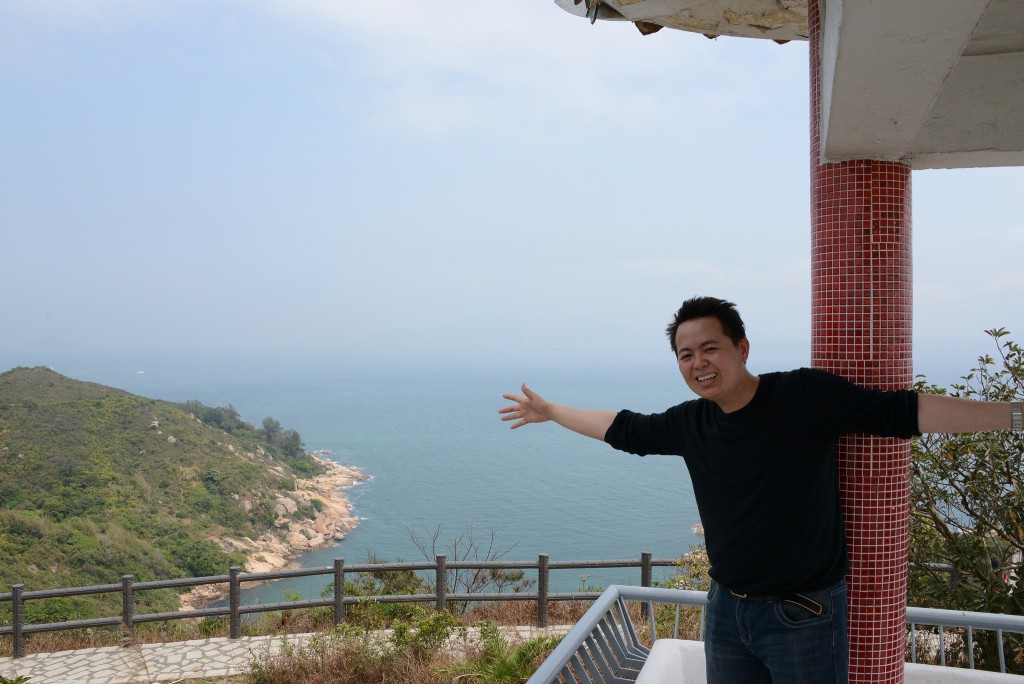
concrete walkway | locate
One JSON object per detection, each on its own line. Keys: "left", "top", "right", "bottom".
{"left": 0, "top": 626, "right": 571, "bottom": 684}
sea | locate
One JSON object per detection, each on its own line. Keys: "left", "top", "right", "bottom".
{"left": 8, "top": 353, "right": 710, "bottom": 599}
{"left": 3, "top": 348, "right": 973, "bottom": 601}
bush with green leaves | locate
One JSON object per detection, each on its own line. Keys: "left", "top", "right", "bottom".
{"left": 246, "top": 611, "right": 459, "bottom": 684}
{"left": 324, "top": 552, "right": 435, "bottom": 629}
{"left": 391, "top": 610, "right": 461, "bottom": 659}
{"left": 647, "top": 544, "right": 710, "bottom": 642}
{"left": 910, "top": 328, "right": 1024, "bottom": 671}
{"left": 443, "top": 621, "right": 561, "bottom": 684}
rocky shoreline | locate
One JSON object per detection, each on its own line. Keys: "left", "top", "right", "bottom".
{"left": 179, "top": 454, "right": 368, "bottom": 611}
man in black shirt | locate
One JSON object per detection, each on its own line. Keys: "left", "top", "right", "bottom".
{"left": 500, "top": 296, "right": 1022, "bottom": 683}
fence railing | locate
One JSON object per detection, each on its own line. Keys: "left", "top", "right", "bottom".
{"left": 527, "top": 585, "right": 1024, "bottom": 682}
{"left": 0, "top": 552, "right": 677, "bottom": 658}
{"left": 906, "top": 605, "right": 1024, "bottom": 673}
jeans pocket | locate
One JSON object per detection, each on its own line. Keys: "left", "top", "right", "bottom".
{"left": 775, "top": 589, "right": 831, "bottom": 627}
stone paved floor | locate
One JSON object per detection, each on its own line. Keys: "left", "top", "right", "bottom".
{"left": 0, "top": 626, "right": 571, "bottom": 684}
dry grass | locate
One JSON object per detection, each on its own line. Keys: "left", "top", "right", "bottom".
{"left": 462, "top": 598, "right": 591, "bottom": 627}
{"left": 246, "top": 637, "right": 456, "bottom": 684}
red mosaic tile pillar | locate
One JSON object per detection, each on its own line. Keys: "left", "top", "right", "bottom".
{"left": 809, "top": 2, "right": 913, "bottom": 682}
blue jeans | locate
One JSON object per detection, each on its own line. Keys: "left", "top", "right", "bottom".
{"left": 704, "top": 579, "right": 848, "bottom": 683}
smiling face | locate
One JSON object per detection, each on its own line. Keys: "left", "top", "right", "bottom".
{"left": 674, "top": 316, "right": 758, "bottom": 413}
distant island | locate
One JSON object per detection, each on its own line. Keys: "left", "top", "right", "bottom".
{"left": 0, "top": 366, "right": 366, "bottom": 619}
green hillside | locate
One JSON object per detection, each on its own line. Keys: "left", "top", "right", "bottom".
{"left": 0, "top": 366, "right": 325, "bottom": 621}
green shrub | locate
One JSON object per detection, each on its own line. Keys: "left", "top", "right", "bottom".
{"left": 390, "top": 610, "right": 460, "bottom": 658}
{"left": 442, "top": 621, "right": 561, "bottom": 684}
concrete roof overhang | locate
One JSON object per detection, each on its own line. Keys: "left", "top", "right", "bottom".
{"left": 554, "top": 0, "right": 1024, "bottom": 170}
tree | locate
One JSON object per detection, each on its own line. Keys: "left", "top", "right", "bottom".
{"left": 281, "top": 429, "right": 304, "bottom": 459}
{"left": 409, "top": 523, "right": 535, "bottom": 614}
{"left": 910, "top": 328, "right": 1024, "bottom": 670}
{"left": 259, "top": 417, "right": 282, "bottom": 444}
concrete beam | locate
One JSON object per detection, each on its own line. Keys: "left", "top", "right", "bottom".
{"left": 909, "top": 52, "right": 1024, "bottom": 169}
{"left": 819, "top": 0, "right": 989, "bottom": 163}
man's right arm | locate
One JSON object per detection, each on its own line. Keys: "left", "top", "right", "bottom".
{"left": 499, "top": 383, "right": 616, "bottom": 441}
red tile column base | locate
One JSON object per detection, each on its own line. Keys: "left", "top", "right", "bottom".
{"left": 809, "top": 3, "right": 913, "bottom": 682}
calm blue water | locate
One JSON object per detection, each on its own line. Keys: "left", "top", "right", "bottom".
{"left": 12, "top": 354, "right": 706, "bottom": 597}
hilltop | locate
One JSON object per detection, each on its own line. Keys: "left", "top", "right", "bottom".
{"left": 0, "top": 366, "right": 365, "bottom": 620}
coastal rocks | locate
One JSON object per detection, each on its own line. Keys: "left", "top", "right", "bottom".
{"left": 312, "top": 516, "right": 332, "bottom": 535}
{"left": 178, "top": 454, "right": 368, "bottom": 612}
{"left": 274, "top": 496, "right": 298, "bottom": 516}
{"left": 286, "top": 530, "right": 310, "bottom": 547}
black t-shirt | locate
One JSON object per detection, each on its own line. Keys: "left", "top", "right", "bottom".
{"left": 604, "top": 367, "right": 919, "bottom": 594}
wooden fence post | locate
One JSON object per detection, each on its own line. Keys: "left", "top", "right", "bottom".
{"left": 641, "top": 552, "right": 653, "bottom": 620}
{"left": 537, "top": 554, "right": 549, "bottom": 628}
{"left": 334, "top": 558, "right": 345, "bottom": 626}
{"left": 12, "top": 584, "right": 24, "bottom": 658}
{"left": 229, "top": 566, "right": 242, "bottom": 639}
{"left": 121, "top": 575, "right": 135, "bottom": 639}
{"left": 435, "top": 555, "right": 447, "bottom": 612}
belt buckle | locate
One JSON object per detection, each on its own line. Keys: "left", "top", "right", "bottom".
{"left": 730, "top": 590, "right": 748, "bottom": 599}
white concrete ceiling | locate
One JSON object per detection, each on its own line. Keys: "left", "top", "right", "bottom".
{"left": 553, "top": 0, "right": 1024, "bottom": 170}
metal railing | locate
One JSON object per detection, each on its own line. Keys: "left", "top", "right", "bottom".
{"left": 0, "top": 552, "right": 677, "bottom": 658}
{"left": 526, "top": 585, "right": 1024, "bottom": 683}
{"left": 907, "top": 605, "right": 1024, "bottom": 673}
{"left": 527, "top": 585, "right": 703, "bottom": 683}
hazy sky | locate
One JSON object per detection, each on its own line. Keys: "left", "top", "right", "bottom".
{"left": 2, "top": 1, "right": 1022, "bottom": 377}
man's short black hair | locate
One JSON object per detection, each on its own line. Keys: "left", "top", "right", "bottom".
{"left": 665, "top": 296, "right": 747, "bottom": 354}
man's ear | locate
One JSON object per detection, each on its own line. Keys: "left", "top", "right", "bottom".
{"left": 738, "top": 338, "right": 750, "bottom": 363}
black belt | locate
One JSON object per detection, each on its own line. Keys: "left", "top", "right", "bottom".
{"left": 729, "top": 590, "right": 825, "bottom": 616}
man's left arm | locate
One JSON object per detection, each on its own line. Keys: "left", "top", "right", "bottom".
{"left": 918, "top": 394, "right": 1022, "bottom": 434}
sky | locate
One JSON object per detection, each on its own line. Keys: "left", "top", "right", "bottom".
{"left": 2, "top": 0, "right": 1022, "bottom": 381}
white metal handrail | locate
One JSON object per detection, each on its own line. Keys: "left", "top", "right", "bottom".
{"left": 528, "top": 585, "right": 1024, "bottom": 683}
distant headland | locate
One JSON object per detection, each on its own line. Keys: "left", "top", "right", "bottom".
{"left": 0, "top": 365, "right": 367, "bottom": 618}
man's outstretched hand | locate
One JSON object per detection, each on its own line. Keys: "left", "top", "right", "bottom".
{"left": 499, "top": 384, "right": 551, "bottom": 429}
